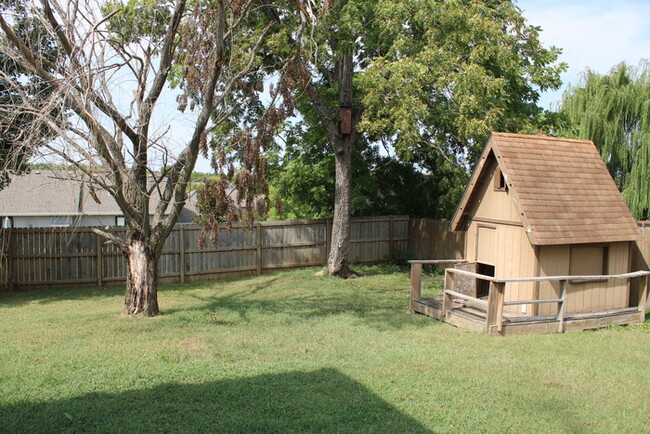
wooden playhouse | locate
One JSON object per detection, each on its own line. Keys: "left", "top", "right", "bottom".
{"left": 410, "top": 132, "right": 649, "bottom": 334}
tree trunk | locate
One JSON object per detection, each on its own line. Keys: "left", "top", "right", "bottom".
{"left": 328, "top": 134, "right": 353, "bottom": 277}
{"left": 328, "top": 50, "right": 354, "bottom": 278}
{"left": 123, "top": 232, "right": 159, "bottom": 316}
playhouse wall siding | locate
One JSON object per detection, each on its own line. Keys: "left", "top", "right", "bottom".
{"left": 462, "top": 158, "right": 536, "bottom": 312}
{"left": 537, "top": 242, "right": 631, "bottom": 315}
{"left": 495, "top": 224, "right": 537, "bottom": 314}
{"left": 468, "top": 159, "right": 520, "bottom": 224}
{"left": 466, "top": 220, "right": 536, "bottom": 313}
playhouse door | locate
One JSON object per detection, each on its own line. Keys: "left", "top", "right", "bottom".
{"left": 476, "top": 225, "right": 496, "bottom": 266}
{"left": 476, "top": 225, "right": 497, "bottom": 298}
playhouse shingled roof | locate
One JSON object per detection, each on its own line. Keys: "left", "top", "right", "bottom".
{"left": 450, "top": 132, "right": 642, "bottom": 245}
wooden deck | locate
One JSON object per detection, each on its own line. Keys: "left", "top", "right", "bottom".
{"left": 411, "top": 297, "right": 645, "bottom": 335}
{"left": 409, "top": 260, "right": 649, "bottom": 335}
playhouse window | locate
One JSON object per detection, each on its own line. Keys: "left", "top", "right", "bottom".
{"left": 570, "top": 245, "right": 609, "bottom": 278}
{"left": 494, "top": 168, "right": 507, "bottom": 191}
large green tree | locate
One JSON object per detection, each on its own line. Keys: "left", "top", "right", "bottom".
{"left": 281, "top": 0, "right": 565, "bottom": 275}
{"left": 269, "top": 127, "right": 462, "bottom": 220}
{"left": 559, "top": 61, "right": 650, "bottom": 219}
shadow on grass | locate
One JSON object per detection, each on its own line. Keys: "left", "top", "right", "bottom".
{"left": 1, "top": 369, "right": 430, "bottom": 433}
{"left": 0, "top": 285, "right": 122, "bottom": 307}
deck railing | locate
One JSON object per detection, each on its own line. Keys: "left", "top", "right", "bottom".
{"left": 409, "top": 260, "right": 650, "bottom": 334}
{"left": 408, "top": 259, "right": 466, "bottom": 304}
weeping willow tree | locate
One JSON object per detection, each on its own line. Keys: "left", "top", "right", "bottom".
{"left": 559, "top": 61, "right": 650, "bottom": 219}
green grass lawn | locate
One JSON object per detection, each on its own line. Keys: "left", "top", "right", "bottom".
{"left": 1, "top": 264, "right": 649, "bottom": 433}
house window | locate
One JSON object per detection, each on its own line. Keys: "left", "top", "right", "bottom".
{"left": 115, "top": 216, "right": 126, "bottom": 226}
{"left": 52, "top": 216, "right": 71, "bottom": 228}
{"left": 1, "top": 216, "right": 12, "bottom": 229}
{"left": 494, "top": 168, "right": 507, "bottom": 191}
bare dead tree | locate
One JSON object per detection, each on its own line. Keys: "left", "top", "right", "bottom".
{"left": 0, "top": 0, "right": 306, "bottom": 315}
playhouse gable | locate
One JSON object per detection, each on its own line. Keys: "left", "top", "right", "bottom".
{"left": 451, "top": 132, "right": 642, "bottom": 245}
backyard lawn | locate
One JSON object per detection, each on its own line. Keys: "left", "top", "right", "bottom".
{"left": 1, "top": 264, "right": 649, "bottom": 433}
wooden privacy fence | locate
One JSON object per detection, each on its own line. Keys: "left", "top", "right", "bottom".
{"left": 408, "top": 218, "right": 465, "bottom": 260}
{"left": 0, "top": 216, "right": 409, "bottom": 290}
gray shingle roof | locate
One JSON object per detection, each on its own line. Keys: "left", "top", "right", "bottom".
{"left": 0, "top": 170, "right": 197, "bottom": 218}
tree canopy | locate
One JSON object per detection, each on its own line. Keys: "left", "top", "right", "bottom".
{"left": 271, "top": 0, "right": 566, "bottom": 224}
{"left": 358, "top": 0, "right": 565, "bottom": 164}
{"left": 559, "top": 61, "right": 650, "bottom": 220}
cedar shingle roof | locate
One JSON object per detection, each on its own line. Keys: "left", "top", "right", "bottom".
{"left": 451, "top": 132, "right": 642, "bottom": 245}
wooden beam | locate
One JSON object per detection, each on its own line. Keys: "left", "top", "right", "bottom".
{"left": 557, "top": 279, "right": 568, "bottom": 333}
{"left": 485, "top": 282, "right": 498, "bottom": 333}
{"left": 485, "top": 281, "right": 505, "bottom": 334}
{"left": 638, "top": 274, "right": 648, "bottom": 312}
{"left": 256, "top": 222, "right": 262, "bottom": 275}
{"left": 495, "top": 282, "right": 505, "bottom": 333}
{"left": 503, "top": 298, "right": 563, "bottom": 306}
{"left": 325, "top": 218, "right": 332, "bottom": 264}
{"left": 6, "top": 229, "right": 14, "bottom": 291}
{"left": 179, "top": 225, "right": 185, "bottom": 284}
{"left": 388, "top": 215, "right": 394, "bottom": 254}
{"left": 442, "top": 270, "right": 454, "bottom": 320}
{"left": 410, "top": 262, "right": 422, "bottom": 307}
{"left": 322, "top": 220, "right": 328, "bottom": 265}
{"left": 408, "top": 259, "right": 467, "bottom": 264}
{"left": 444, "top": 290, "right": 488, "bottom": 309}
{"left": 96, "top": 232, "right": 103, "bottom": 287}
{"left": 447, "top": 267, "right": 650, "bottom": 284}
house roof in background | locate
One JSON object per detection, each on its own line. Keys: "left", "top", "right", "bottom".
{"left": 0, "top": 170, "right": 198, "bottom": 218}
{"left": 451, "top": 132, "right": 642, "bottom": 245}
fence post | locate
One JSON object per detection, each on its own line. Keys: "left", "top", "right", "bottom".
{"left": 96, "top": 232, "right": 103, "bottom": 287}
{"left": 442, "top": 269, "right": 454, "bottom": 319}
{"left": 323, "top": 219, "right": 329, "bottom": 266}
{"left": 409, "top": 262, "right": 422, "bottom": 310}
{"left": 388, "top": 216, "right": 394, "bottom": 256}
{"left": 179, "top": 226, "right": 185, "bottom": 284}
{"left": 557, "top": 279, "right": 568, "bottom": 333}
{"left": 485, "top": 281, "right": 505, "bottom": 334}
{"left": 495, "top": 282, "right": 505, "bottom": 333}
{"left": 2, "top": 229, "right": 14, "bottom": 291}
{"left": 638, "top": 274, "right": 648, "bottom": 313}
{"left": 325, "top": 218, "right": 332, "bottom": 265}
{"left": 8, "top": 229, "right": 14, "bottom": 291}
{"left": 256, "top": 222, "right": 262, "bottom": 275}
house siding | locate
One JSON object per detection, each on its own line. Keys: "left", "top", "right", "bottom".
{"left": 462, "top": 155, "right": 536, "bottom": 312}
{"left": 537, "top": 241, "right": 631, "bottom": 315}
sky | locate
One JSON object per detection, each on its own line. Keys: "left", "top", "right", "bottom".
{"left": 516, "top": 0, "right": 650, "bottom": 110}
